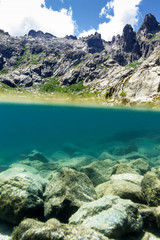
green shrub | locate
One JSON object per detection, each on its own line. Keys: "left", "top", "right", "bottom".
{"left": 126, "top": 61, "right": 142, "bottom": 68}
{"left": 0, "top": 68, "right": 8, "bottom": 75}
{"left": 120, "top": 91, "right": 127, "bottom": 97}
{"left": 39, "top": 77, "right": 60, "bottom": 92}
{"left": 104, "top": 90, "right": 109, "bottom": 98}
{"left": 40, "top": 79, "right": 89, "bottom": 95}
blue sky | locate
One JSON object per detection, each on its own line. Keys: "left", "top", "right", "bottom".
{"left": 0, "top": 0, "right": 159, "bottom": 40}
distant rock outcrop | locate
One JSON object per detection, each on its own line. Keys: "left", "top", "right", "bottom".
{"left": 137, "top": 13, "right": 160, "bottom": 38}
{"left": 28, "top": 29, "right": 55, "bottom": 39}
{"left": 84, "top": 32, "right": 104, "bottom": 53}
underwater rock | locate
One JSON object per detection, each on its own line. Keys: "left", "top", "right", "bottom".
{"left": 80, "top": 159, "right": 116, "bottom": 186}
{"left": 28, "top": 150, "right": 49, "bottom": 163}
{"left": 69, "top": 195, "right": 143, "bottom": 238}
{"left": 108, "top": 142, "right": 138, "bottom": 156}
{"left": 44, "top": 167, "right": 97, "bottom": 223}
{"left": 0, "top": 165, "right": 9, "bottom": 173}
{"left": 12, "top": 218, "right": 108, "bottom": 240}
{"left": 0, "top": 165, "right": 38, "bottom": 180}
{"left": 58, "top": 155, "right": 93, "bottom": 171}
{"left": 129, "top": 158, "right": 150, "bottom": 175}
{"left": 51, "top": 150, "right": 70, "bottom": 161}
{"left": 142, "top": 232, "right": 160, "bottom": 240}
{"left": 0, "top": 235, "right": 11, "bottom": 240}
{"left": 111, "top": 162, "right": 137, "bottom": 175}
{"left": 18, "top": 159, "right": 59, "bottom": 179}
{"left": 0, "top": 174, "right": 44, "bottom": 224}
{"left": 62, "top": 142, "right": 80, "bottom": 156}
{"left": 95, "top": 173, "right": 145, "bottom": 203}
{"left": 137, "top": 204, "right": 157, "bottom": 232}
{"left": 98, "top": 151, "right": 116, "bottom": 160}
{"left": 141, "top": 172, "right": 160, "bottom": 206}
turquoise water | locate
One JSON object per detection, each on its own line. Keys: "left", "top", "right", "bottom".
{"left": 0, "top": 103, "right": 160, "bottom": 164}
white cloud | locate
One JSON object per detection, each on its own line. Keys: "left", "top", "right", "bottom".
{"left": 80, "top": 0, "right": 142, "bottom": 41}
{"left": 99, "top": 7, "right": 107, "bottom": 18}
{"left": 0, "top": 0, "right": 75, "bottom": 37}
{"left": 78, "top": 28, "right": 96, "bottom": 38}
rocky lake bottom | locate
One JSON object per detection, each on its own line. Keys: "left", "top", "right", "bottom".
{"left": 1, "top": 103, "right": 160, "bottom": 239}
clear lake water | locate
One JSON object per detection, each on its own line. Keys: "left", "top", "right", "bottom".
{"left": 0, "top": 103, "right": 160, "bottom": 165}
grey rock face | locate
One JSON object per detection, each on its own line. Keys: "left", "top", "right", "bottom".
{"left": 0, "top": 174, "right": 44, "bottom": 224}
{"left": 138, "top": 13, "right": 160, "bottom": 38}
{"left": 12, "top": 218, "right": 108, "bottom": 240}
{"left": 28, "top": 29, "right": 55, "bottom": 39}
{"left": 69, "top": 195, "right": 143, "bottom": 238}
{"left": 44, "top": 167, "right": 97, "bottom": 222}
{"left": 84, "top": 32, "right": 104, "bottom": 53}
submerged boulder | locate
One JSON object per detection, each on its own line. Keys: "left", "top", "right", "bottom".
{"left": 28, "top": 150, "right": 49, "bottom": 163}
{"left": 142, "top": 232, "right": 160, "bottom": 240}
{"left": 44, "top": 167, "right": 97, "bottom": 222}
{"left": 12, "top": 218, "right": 108, "bottom": 240}
{"left": 0, "top": 174, "right": 44, "bottom": 224}
{"left": 0, "top": 235, "right": 11, "bottom": 240}
{"left": 69, "top": 195, "right": 143, "bottom": 238}
{"left": 141, "top": 172, "right": 160, "bottom": 206}
{"left": 95, "top": 173, "right": 145, "bottom": 203}
{"left": 80, "top": 159, "right": 116, "bottom": 186}
{"left": 129, "top": 158, "right": 150, "bottom": 175}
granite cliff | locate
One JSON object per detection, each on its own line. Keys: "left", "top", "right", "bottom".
{"left": 0, "top": 13, "right": 160, "bottom": 105}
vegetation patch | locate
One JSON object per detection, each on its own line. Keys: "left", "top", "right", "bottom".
{"left": 146, "top": 33, "right": 159, "bottom": 42}
{"left": 73, "top": 60, "right": 83, "bottom": 68}
{"left": 120, "top": 91, "right": 127, "bottom": 97}
{"left": 39, "top": 77, "right": 60, "bottom": 93}
{"left": 126, "top": 61, "right": 142, "bottom": 68}
{"left": 40, "top": 78, "right": 86, "bottom": 94}
{"left": 0, "top": 68, "right": 8, "bottom": 75}
{"left": 39, "top": 78, "right": 100, "bottom": 98}
{"left": 13, "top": 50, "right": 44, "bottom": 70}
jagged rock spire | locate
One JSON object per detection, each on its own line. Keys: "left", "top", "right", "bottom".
{"left": 137, "top": 13, "right": 160, "bottom": 37}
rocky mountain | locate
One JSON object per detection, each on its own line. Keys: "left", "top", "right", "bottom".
{"left": 0, "top": 13, "right": 160, "bottom": 105}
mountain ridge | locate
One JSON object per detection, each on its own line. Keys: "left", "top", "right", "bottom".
{"left": 0, "top": 13, "right": 160, "bottom": 106}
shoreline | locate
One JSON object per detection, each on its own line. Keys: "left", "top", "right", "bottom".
{"left": 0, "top": 91, "right": 160, "bottom": 112}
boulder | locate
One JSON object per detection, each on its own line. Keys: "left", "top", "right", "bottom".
{"left": 137, "top": 204, "right": 157, "bottom": 232}
{"left": 80, "top": 159, "right": 116, "bottom": 186}
{"left": 17, "top": 159, "right": 59, "bottom": 179}
{"left": 44, "top": 167, "right": 97, "bottom": 222}
{"left": 111, "top": 162, "right": 137, "bottom": 175}
{"left": 0, "top": 235, "right": 11, "bottom": 240}
{"left": 96, "top": 173, "right": 145, "bottom": 203}
{"left": 0, "top": 173, "right": 44, "bottom": 224}
{"left": 58, "top": 155, "right": 93, "bottom": 171}
{"left": 0, "top": 165, "right": 38, "bottom": 180}
{"left": 28, "top": 150, "right": 49, "bottom": 163}
{"left": 69, "top": 195, "right": 143, "bottom": 238}
{"left": 142, "top": 232, "right": 160, "bottom": 240}
{"left": 129, "top": 158, "right": 150, "bottom": 175}
{"left": 141, "top": 172, "right": 160, "bottom": 206}
{"left": 12, "top": 218, "right": 108, "bottom": 240}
